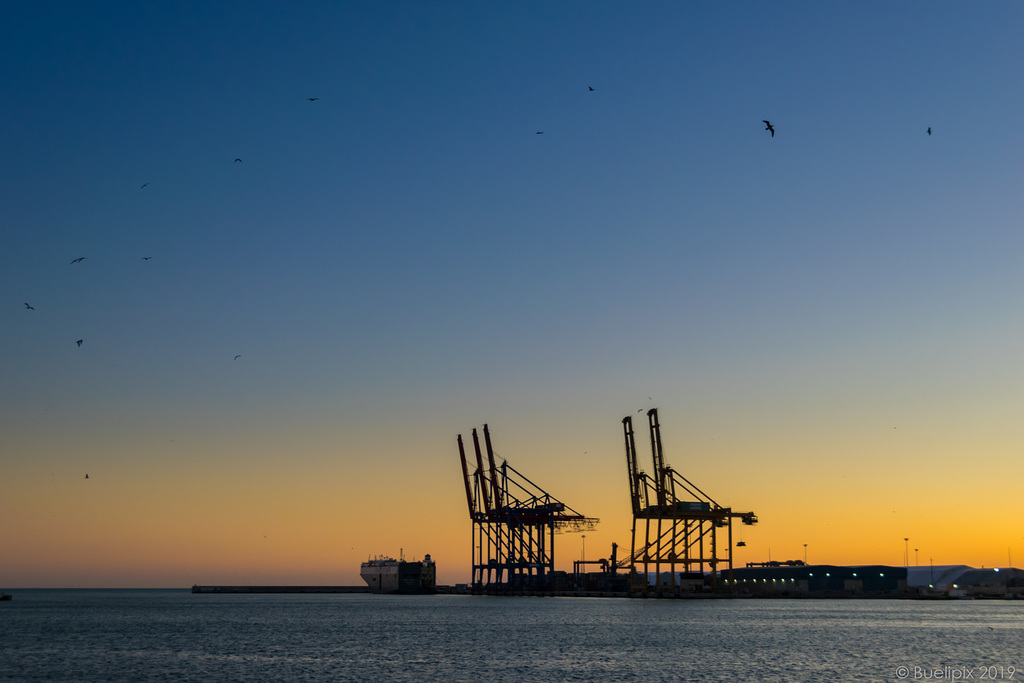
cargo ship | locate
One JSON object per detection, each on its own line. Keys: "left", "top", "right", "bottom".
{"left": 360, "top": 554, "right": 436, "bottom": 594}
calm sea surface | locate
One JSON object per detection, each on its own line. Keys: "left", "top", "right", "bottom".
{"left": 1, "top": 590, "right": 1021, "bottom": 682}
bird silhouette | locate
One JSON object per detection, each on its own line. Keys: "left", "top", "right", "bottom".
{"left": 141, "top": 257, "right": 152, "bottom": 260}
{"left": 24, "top": 302, "right": 34, "bottom": 310}
{"left": 70, "top": 257, "right": 86, "bottom": 264}
{"left": 763, "top": 120, "right": 775, "bottom": 137}
{"left": 308, "top": 97, "right": 319, "bottom": 102}
{"left": 85, "top": 474, "right": 89, "bottom": 479}
{"left": 234, "top": 355, "right": 241, "bottom": 360}
{"left": 140, "top": 183, "right": 149, "bottom": 189}
{"left": 588, "top": 86, "right": 594, "bottom": 91}
{"left": 927, "top": 127, "right": 932, "bottom": 135}
{"left": 234, "top": 158, "right": 242, "bottom": 163}
{"left": 76, "top": 339, "right": 83, "bottom": 347}
{"left": 536, "top": 131, "right": 544, "bottom": 134}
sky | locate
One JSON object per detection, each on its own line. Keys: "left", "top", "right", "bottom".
{"left": 2, "top": 1, "right": 1022, "bottom": 588}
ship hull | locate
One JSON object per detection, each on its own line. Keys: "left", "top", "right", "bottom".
{"left": 361, "top": 556, "right": 436, "bottom": 594}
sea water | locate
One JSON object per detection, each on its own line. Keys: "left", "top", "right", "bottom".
{"left": 1, "top": 590, "right": 1021, "bottom": 682}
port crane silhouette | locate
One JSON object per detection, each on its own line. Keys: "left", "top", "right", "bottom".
{"left": 458, "top": 424, "right": 597, "bottom": 591}
{"left": 621, "top": 408, "right": 757, "bottom": 590}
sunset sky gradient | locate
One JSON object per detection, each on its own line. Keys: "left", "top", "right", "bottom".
{"left": 2, "top": 1, "right": 1022, "bottom": 587}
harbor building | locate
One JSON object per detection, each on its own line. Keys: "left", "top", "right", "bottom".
{"left": 726, "top": 564, "right": 908, "bottom": 595}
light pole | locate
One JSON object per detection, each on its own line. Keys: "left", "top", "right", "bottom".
{"left": 580, "top": 534, "right": 587, "bottom": 589}
{"left": 915, "top": 548, "right": 919, "bottom": 566}
{"left": 904, "top": 538, "right": 909, "bottom": 567}
{"left": 803, "top": 544, "right": 808, "bottom": 564}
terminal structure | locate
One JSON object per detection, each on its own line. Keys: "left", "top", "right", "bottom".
{"left": 458, "top": 424, "right": 598, "bottom": 591}
{"left": 622, "top": 408, "right": 757, "bottom": 589}
{"left": 446, "top": 411, "right": 1022, "bottom": 599}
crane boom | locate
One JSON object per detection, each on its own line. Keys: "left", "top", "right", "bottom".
{"left": 648, "top": 408, "right": 668, "bottom": 509}
{"left": 622, "top": 416, "right": 643, "bottom": 516}
{"left": 471, "top": 428, "right": 492, "bottom": 517}
{"left": 457, "top": 434, "right": 476, "bottom": 518}
{"left": 483, "top": 424, "right": 503, "bottom": 512}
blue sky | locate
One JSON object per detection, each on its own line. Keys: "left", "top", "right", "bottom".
{"left": 2, "top": 2, "right": 1022, "bottom": 586}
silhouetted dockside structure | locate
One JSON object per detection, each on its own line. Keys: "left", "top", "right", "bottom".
{"left": 458, "top": 424, "right": 598, "bottom": 592}
{"left": 622, "top": 409, "right": 758, "bottom": 590}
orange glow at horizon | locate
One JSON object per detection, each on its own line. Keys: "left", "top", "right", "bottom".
{"left": 4, "top": 408, "right": 1021, "bottom": 588}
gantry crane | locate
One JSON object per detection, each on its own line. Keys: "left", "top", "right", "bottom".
{"left": 458, "top": 424, "right": 598, "bottom": 591}
{"left": 622, "top": 408, "right": 757, "bottom": 590}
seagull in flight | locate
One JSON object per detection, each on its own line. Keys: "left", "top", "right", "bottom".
{"left": 76, "top": 339, "right": 83, "bottom": 347}
{"left": 588, "top": 86, "right": 594, "bottom": 91}
{"left": 308, "top": 97, "right": 319, "bottom": 102}
{"left": 70, "top": 257, "right": 86, "bottom": 264}
{"left": 234, "top": 355, "right": 242, "bottom": 360}
{"left": 24, "top": 302, "right": 34, "bottom": 310}
{"left": 140, "top": 183, "right": 150, "bottom": 189}
{"left": 536, "top": 131, "right": 544, "bottom": 134}
{"left": 142, "top": 257, "right": 152, "bottom": 260}
{"left": 234, "top": 158, "right": 242, "bottom": 163}
{"left": 927, "top": 127, "right": 932, "bottom": 135}
{"left": 763, "top": 120, "right": 775, "bottom": 137}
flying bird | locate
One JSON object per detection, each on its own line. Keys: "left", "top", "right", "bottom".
{"left": 76, "top": 339, "right": 83, "bottom": 347}
{"left": 84, "top": 474, "right": 89, "bottom": 479}
{"left": 308, "top": 97, "right": 319, "bottom": 102}
{"left": 70, "top": 257, "right": 86, "bottom": 264}
{"left": 140, "top": 183, "right": 150, "bottom": 189}
{"left": 234, "top": 158, "right": 242, "bottom": 163}
{"left": 24, "top": 302, "right": 34, "bottom": 310}
{"left": 234, "top": 355, "right": 242, "bottom": 360}
{"left": 141, "top": 257, "right": 152, "bottom": 260}
{"left": 927, "top": 127, "right": 932, "bottom": 135}
{"left": 536, "top": 131, "right": 544, "bottom": 134}
{"left": 588, "top": 86, "right": 594, "bottom": 91}
{"left": 763, "top": 120, "right": 775, "bottom": 137}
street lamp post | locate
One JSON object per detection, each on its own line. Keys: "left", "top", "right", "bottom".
{"left": 904, "top": 538, "right": 909, "bottom": 567}
{"left": 580, "top": 534, "right": 587, "bottom": 590}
